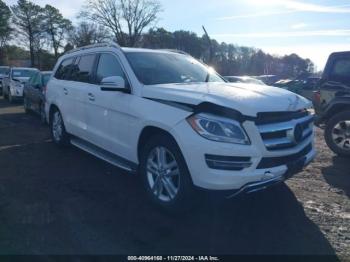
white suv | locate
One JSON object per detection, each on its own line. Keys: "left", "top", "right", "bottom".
{"left": 46, "top": 43, "right": 316, "bottom": 210}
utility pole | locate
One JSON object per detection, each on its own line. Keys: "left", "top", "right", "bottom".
{"left": 202, "top": 26, "right": 213, "bottom": 64}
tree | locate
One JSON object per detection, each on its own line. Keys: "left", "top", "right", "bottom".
{"left": 0, "top": 0, "right": 12, "bottom": 63}
{"left": 11, "top": 0, "right": 44, "bottom": 67}
{"left": 69, "top": 22, "right": 111, "bottom": 48}
{"left": 42, "top": 5, "right": 72, "bottom": 59}
{"left": 81, "top": 0, "right": 162, "bottom": 46}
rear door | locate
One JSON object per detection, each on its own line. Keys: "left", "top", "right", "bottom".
{"left": 67, "top": 54, "right": 98, "bottom": 140}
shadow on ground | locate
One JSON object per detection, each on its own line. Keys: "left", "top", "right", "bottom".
{"left": 322, "top": 156, "right": 350, "bottom": 198}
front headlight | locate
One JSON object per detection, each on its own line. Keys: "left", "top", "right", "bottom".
{"left": 187, "top": 113, "right": 250, "bottom": 144}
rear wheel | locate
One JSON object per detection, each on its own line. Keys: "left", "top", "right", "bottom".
{"left": 50, "top": 108, "right": 70, "bottom": 146}
{"left": 325, "top": 110, "right": 350, "bottom": 157}
{"left": 140, "top": 134, "right": 195, "bottom": 212}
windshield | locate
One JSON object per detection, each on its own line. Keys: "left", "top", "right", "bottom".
{"left": 12, "top": 69, "right": 37, "bottom": 78}
{"left": 0, "top": 67, "right": 9, "bottom": 75}
{"left": 125, "top": 52, "right": 224, "bottom": 85}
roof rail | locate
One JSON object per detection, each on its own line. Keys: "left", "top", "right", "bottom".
{"left": 160, "top": 49, "right": 191, "bottom": 56}
{"left": 66, "top": 42, "right": 122, "bottom": 55}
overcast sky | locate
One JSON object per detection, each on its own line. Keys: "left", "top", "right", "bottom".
{"left": 4, "top": 0, "right": 350, "bottom": 70}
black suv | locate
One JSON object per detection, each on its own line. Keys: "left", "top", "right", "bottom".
{"left": 315, "top": 51, "right": 350, "bottom": 157}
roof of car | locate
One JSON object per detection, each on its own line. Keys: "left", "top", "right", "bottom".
{"left": 41, "top": 71, "right": 52, "bottom": 74}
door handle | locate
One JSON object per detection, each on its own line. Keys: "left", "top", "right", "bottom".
{"left": 63, "top": 88, "right": 68, "bottom": 95}
{"left": 88, "top": 93, "right": 95, "bottom": 101}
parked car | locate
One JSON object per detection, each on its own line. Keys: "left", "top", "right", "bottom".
{"left": 23, "top": 71, "right": 52, "bottom": 123}
{"left": 275, "top": 78, "right": 321, "bottom": 101}
{"left": 224, "top": 76, "right": 266, "bottom": 85}
{"left": 298, "top": 77, "right": 321, "bottom": 101}
{"left": 46, "top": 43, "right": 316, "bottom": 210}
{"left": 0, "top": 66, "right": 10, "bottom": 96}
{"left": 2, "top": 67, "right": 38, "bottom": 103}
{"left": 315, "top": 51, "right": 350, "bottom": 157}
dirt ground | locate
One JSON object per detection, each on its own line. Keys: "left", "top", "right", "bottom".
{"left": 0, "top": 97, "right": 349, "bottom": 259}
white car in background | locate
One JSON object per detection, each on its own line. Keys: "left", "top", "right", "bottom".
{"left": 2, "top": 67, "right": 38, "bottom": 103}
{"left": 46, "top": 43, "right": 316, "bottom": 211}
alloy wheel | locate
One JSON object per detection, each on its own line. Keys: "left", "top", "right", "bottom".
{"left": 52, "top": 111, "right": 63, "bottom": 142}
{"left": 332, "top": 120, "right": 350, "bottom": 151}
{"left": 146, "top": 146, "right": 180, "bottom": 202}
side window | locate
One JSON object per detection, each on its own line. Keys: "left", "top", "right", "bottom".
{"left": 72, "top": 54, "right": 96, "bottom": 83}
{"left": 55, "top": 58, "right": 74, "bottom": 80}
{"left": 28, "top": 73, "right": 38, "bottom": 85}
{"left": 96, "top": 53, "right": 129, "bottom": 87}
{"left": 330, "top": 58, "right": 350, "bottom": 82}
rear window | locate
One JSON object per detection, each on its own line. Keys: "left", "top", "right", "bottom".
{"left": 0, "top": 67, "right": 9, "bottom": 75}
{"left": 330, "top": 58, "right": 350, "bottom": 82}
{"left": 55, "top": 58, "right": 74, "bottom": 80}
{"left": 12, "top": 69, "right": 36, "bottom": 78}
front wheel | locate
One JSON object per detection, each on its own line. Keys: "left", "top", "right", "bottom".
{"left": 23, "top": 96, "right": 30, "bottom": 113}
{"left": 140, "top": 134, "right": 195, "bottom": 212}
{"left": 325, "top": 110, "right": 350, "bottom": 157}
{"left": 50, "top": 109, "right": 70, "bottom": 146}
{"left": 8, "top": 88, "right": 13, "bottom": 103}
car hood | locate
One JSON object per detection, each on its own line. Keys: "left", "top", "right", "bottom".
{"left": 142, "top": 82, "right": 311, "bottom": 117}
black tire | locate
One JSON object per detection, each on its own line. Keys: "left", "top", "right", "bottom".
{"left": 39, "top": 102, "right": 46, "bottom": 124}
{"left": 50, "top": 108, "right": 70, "bottom": 146}
{"left": 23, "top": 96, "right": 30, "bottom": 113}
{"left": 139, "top": 133, "right": 196, "bottom": 212}
{"left": 8, "top": 88, "right": 14, "bottom": 103}
{"left": 325, "top": 110, "right": 350, "bottom": 157}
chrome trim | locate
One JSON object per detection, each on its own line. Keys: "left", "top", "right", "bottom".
{"left": 226, "top": 175, "right": 285, "bottom": 198}
{"left": 258, "top": 115, "right": 314, "bottom": 134}
{"left": 258, "top": 114, "right": 314, "bottom": 150}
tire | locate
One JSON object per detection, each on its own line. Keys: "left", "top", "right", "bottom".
{"left": 23, "top": 96, "right": 30, "bottom": 113}
{"left": 50, "top": 108, "right": 70, "bottom": 146}
{"left": 139, "top": 133, "right": 196, "bottom": 212}
{"left": 8, "top": 88, "right": 13, "bottom": 103}
{"left": 40, "top": 102, "right": 46, "bottom": 124}
{"left": 325, "top": 110, "right": 350, "bottom": 157}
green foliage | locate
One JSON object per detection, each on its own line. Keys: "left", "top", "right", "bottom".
{"left": 11, "top": 0, "right": 44, "bottom": 66}
{"left": 42, "top": 5, "right": 72, "bottom": 58}
{"left": 141, "top": 28, "right": 315, "bottom": 78}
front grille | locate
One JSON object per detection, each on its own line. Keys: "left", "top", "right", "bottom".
{"left": 257, "top": 113, "right": 314, "bottom": 151}
{"left": 255, "top": 110, "right": 309, "bottom": 125}
{"left": 257, "top": 143, "right": 312, "bottom": 169}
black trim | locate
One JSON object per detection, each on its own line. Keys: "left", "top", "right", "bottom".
{"left": 257, "top": 143, "right": 312, "bottom": 169}
{"left": 255, "top": 110, "right": 309, "bottom": 125}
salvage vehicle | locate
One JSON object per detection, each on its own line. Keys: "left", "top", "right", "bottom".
{"left": 23, "top": 71, "right": 52, "bottom": 123}
{"left": 2, "top": 67, "right": 38, "bottom": 103}
{"left": 0, "top": 66, "right": 10, "bottom": 96}
{"left": 46, "top": 43, "right": 316, "bottom": 210}
{"left": 315, "top": 51, "right": 350, "bottom": 157}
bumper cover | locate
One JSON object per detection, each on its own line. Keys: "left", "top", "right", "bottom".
{"left": 226, "top": 148, "right": 316, "bottom": 198}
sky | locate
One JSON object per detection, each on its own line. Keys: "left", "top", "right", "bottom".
{"left": 4, "top": 0, "right": 350, "bottom": 70}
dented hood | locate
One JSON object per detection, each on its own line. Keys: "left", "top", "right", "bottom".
{"left": 142, "top": 82, "right": 311, "bottom": 117}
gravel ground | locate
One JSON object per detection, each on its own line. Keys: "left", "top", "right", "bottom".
{"left": 0, "top": 97, "right": 349, "bottom": 259}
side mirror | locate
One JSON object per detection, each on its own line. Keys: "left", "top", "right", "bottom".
{"left": 100, "top": 76, "right": 128, "bottom": 92}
